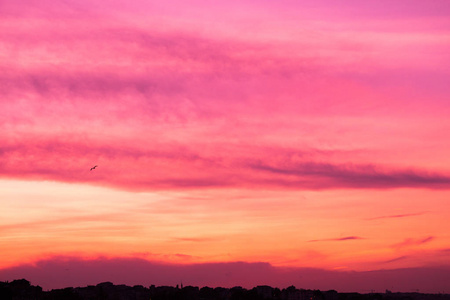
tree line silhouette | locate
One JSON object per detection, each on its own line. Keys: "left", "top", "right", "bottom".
{"left": 1, "top": 279, "right": 449, "bottom": 300}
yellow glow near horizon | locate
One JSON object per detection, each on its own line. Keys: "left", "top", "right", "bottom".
{"left": 1, "top": 179, "right": 450, "bottom": 271}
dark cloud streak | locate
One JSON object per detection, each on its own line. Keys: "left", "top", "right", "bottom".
{"left": 251, "top": 162, "right": 450, "bottom": 190}
{"left": 3, "top": 141, "right": 450, "bottom": 191}
{"left": 392, "top": 236, "right": 435, "bottom": 249}
{"left": 308, "top": 236, "right": 364, "bottom": 242}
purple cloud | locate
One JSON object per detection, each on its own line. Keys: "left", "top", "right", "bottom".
{"left": 3, "top": 139, "right": 450, "bottom": 192}
{"left": 1, "top": 257, "right": 449, "bottom": 293}
{"left": 251, "top": 162, "right": 450, "bottom": 190}
{"left": 383, "top": 256, "right": 409, "bottom": 264}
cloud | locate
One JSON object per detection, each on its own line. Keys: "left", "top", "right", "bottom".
{"left": 2, "top": 140, "right": 450, "bottom": 192}
{"left": 392, "top": 236, "right": 435, "bottom": 249}
{"left": 251, "top": 162, "right": 450, "bottom": 190}
{"left": 0, "top": 213, "right": 135, "bottom": 235}
{"left": 308, "top": 236, "right": 364, "bottom": 242}
{"left": 174, "top": 237, "right": 217, "bottom": 243}
{"left": 383, "top": 256, "right": 409, "bottom": 264}
{"left": 2, "top": 0, "right": 450, "bottom": 195}
{"left": 419, "top": 236, "right": 434, "bottom": 244}
{"left": 0, "top": 256, "right": 449, "bottom": 293}
{"left": 366, "top": 212, "right": 427, "bottom": 221}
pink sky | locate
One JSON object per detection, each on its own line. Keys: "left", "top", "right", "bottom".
{"left": 1, "top": 0, "right": 450, "bottom": 293}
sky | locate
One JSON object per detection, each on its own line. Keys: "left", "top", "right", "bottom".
{"left": 1, "top": 0, "right": 450, "bottom": 293}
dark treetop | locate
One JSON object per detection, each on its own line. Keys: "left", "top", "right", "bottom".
{"left": 1, "top": 279, "right": 449, "bottom": 300}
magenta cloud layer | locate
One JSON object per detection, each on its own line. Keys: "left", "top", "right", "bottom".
{"left": 1, "top": 0, "right": 450, "bottom": 191}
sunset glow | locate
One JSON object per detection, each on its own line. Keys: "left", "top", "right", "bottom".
{"left": 1, "top": 0, "right": 450, "bottom": 293}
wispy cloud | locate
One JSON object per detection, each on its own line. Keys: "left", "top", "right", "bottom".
{"left": 366, "top": 212, "right": 427, "bottom": 221}
{"left": 174, "top": 237, "right": 217, "bottom": 243}
{"left": 2, "top": 140, "right": 450, "bottom": 191}
{"left": 392, "top": 236, "right": 435, "bottom": 249}
{"left": 250, "top": 162, "right": 450, "bottom": 190}
{"left": 308, "top": 236, "right": 364, "bottom": 242}
{"left": 2, "top": 0, "right": 450, "bottom": 194}
{"left": 383, "top": 255, "right": 409, "bottom": 264}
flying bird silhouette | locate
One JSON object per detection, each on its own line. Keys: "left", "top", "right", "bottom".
{"left": 90, "top": 165, "right": 98, "bottom": 171}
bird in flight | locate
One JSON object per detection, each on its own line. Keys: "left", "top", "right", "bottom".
{"left": 90, "top": 165, "right": 98, "bottom": 171}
